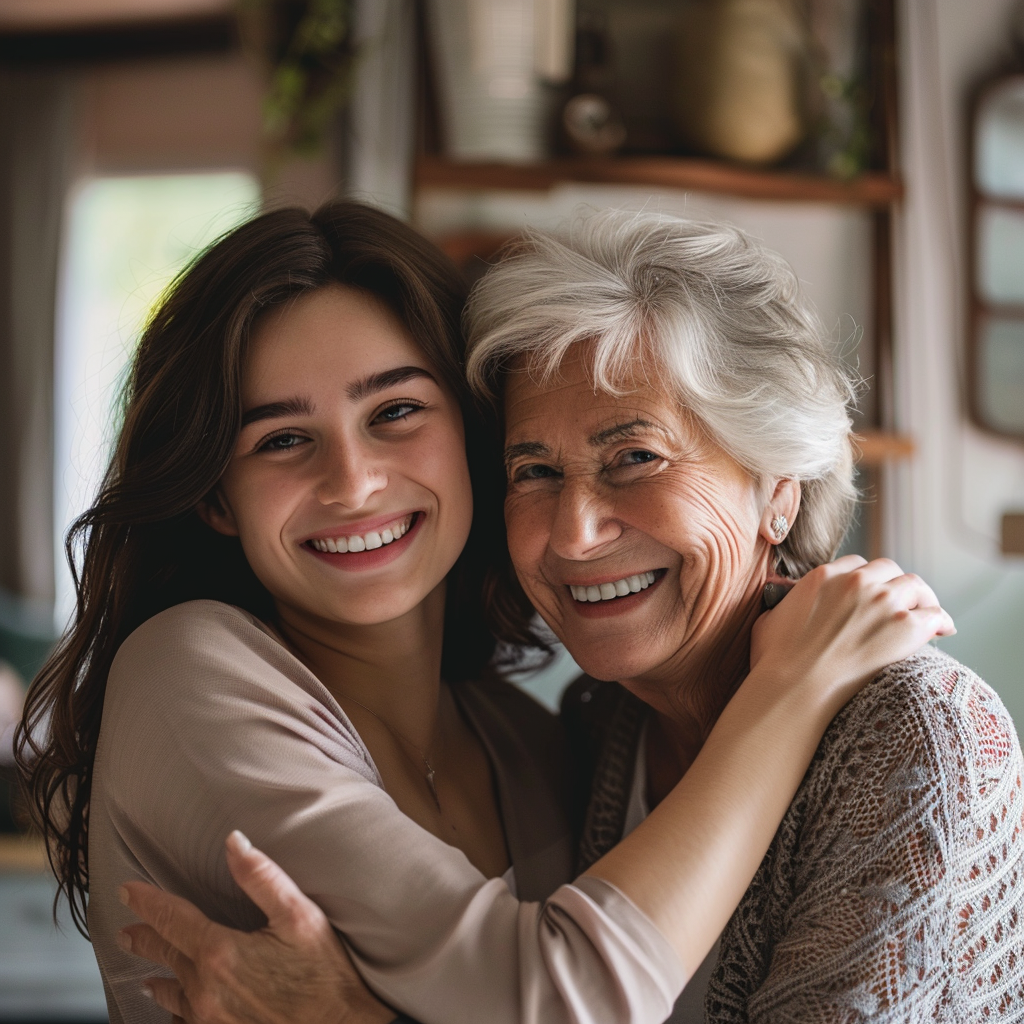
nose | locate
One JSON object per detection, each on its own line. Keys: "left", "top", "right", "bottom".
{"left": 547, "top": 474, "right": 622, "bottom": 560}
{"left": 314, "top": 438, "right": 387, "bottom": 510}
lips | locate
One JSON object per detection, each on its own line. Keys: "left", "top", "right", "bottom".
{"left": 303, "top": 512, "right": 423, "bottom": 572}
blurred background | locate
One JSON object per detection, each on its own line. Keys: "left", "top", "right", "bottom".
{"left": 1, "top": 0, "right": 1023, "bottom": 1018}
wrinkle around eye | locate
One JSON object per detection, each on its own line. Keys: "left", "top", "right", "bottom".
{"left": 510, "top": 463, "right": 562, "bottom": 484}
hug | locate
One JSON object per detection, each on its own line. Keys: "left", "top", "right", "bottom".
{"left": 17, "top": 202, "right": 1024, "bottom": 1023}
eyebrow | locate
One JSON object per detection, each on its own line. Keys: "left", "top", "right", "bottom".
{"left": 588, "top": 418, "right": 665, "bottom": 446}
{"left": 240, "top": 366, "right": 439, "bottom": 429}
{"left": 345, "top": 365, "right": 438, "bottom": 401}
{"left": 240, "top": 397, "right": 314, "bottom": 428}
{"left": 503, "top": 440, "right": 550, "bottom": 472}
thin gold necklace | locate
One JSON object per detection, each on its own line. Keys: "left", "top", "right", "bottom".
{"left": 343, "top": 695, "right": 441, "bottom": 810}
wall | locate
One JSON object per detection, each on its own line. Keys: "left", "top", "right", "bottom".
{"left": 894, "top": 0, "right": 1024, "bottom": 727}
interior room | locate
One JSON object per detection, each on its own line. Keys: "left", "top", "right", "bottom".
{"left": 2, "top": 0, "right": 1023, "bottom": 1019}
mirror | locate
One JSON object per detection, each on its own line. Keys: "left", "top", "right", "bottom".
{"left": 971, "top": 74, "right": 1024, "bottom": 438}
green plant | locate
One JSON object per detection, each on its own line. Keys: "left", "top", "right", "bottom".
{"left": 243, "top": 0, "right": 357, "bottom": 157}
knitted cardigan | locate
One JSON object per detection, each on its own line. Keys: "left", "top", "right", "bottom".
{"left": 563, "top": 646, "right": 1024, "bottom": 1023}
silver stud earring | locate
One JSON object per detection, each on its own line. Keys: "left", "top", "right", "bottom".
{"left": 770, "top": 514, "right": 789, "bottom": 541}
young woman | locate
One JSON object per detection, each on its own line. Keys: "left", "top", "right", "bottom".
{"left": 17, "top": 202, "right": 953, "bottom": 1024}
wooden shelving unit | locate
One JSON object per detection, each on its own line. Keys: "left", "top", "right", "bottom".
{"left": 415, "top": 0, "right": 908, "bottom": 553}
{"left": 416, "top": 156, "right": 904, "bottom": 208}
{"left": 855, "top": 431, "right": 915, "bottom": 465}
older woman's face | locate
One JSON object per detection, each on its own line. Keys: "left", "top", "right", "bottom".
{"left": 503, "top": 347, "right": 778, "bottom": 685}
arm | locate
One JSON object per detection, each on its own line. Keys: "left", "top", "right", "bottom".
{"left": 115, "top": 561, "right": 952, "bottom": 1024}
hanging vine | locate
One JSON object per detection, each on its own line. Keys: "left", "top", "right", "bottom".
{"left": 240, "top": 0, "right": 357, "bottom": 158}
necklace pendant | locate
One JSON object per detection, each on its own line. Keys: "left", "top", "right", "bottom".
{"left": 425, "top": 764, "right": 440, "bottom": 810}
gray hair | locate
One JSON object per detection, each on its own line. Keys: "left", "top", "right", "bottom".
{"left": 464, "top": 208, "right": 859, "bottom": 576}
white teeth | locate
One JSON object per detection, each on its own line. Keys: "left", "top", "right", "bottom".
{"left": 309, "top": 515, "right": 413, "bottom": 554}
{"left": 569, "top": 571, "right": 657, "bottom": 603}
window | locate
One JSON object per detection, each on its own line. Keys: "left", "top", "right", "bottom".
{"left": 54, "top": 171, "right": 259, "bottom": 625}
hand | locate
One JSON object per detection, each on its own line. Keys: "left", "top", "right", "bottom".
{"left": 119, "top": 831, "right": 397, "bottom": 1024}
{"left": 750, "top": 555, "right": 955, "bottom": 717}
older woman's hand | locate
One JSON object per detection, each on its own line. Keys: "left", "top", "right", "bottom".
{"left": 119, "top": 831, "right": 397, "bottom": 1024}
{"left": 750, "top": 554, "right": 954, "bottom": 716}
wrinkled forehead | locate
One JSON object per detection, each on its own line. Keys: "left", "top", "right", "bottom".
{"left": 501, "top": 337, "right": 663, "bottom": 409}
{"left": 502, "top": 343, "right": 706, "bottom": 445}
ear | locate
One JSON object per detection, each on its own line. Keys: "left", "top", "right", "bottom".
{"left": 196, "top": 488, "right": 240, "bottom": 538}
{"left": 758, "top": 478, "right": 801, "bottom": 551}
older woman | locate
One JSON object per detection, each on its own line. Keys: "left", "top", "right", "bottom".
{"left": 119, "top": 211, "right": 1024, "bottom": 1022}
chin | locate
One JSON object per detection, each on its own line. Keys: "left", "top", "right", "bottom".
{"left": 562, "top": 638, "right": 665, "bottom": 684}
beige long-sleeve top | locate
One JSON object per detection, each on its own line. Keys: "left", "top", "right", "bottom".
{"left": 88, "top": 600, "right": 685, "bottom": 1024}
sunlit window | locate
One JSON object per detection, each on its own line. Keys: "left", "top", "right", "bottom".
{"left": 55, "top": 172, "right": 260, "bottom": 627}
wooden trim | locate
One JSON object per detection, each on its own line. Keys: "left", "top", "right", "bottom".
{"left": 0, "top": 13, "right": 236, "bottom": 64}
{"left": 415, "top": 156, "right": 903, "bottom": 207}
{"left": 0, "top": 833, "right": 48, "bottom": 873}
{"left": 855, "top": 431, "right": 915, "bottom": 464}
{"left": 872, "top": 208, "right": 895, "bottom": 430}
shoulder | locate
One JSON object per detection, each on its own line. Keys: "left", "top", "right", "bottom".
{"left": 109, "top": 600, "right": 302, "bottom": 701}
{"left": 801, "top": 645, "right": 1023, "bottom": 843}
{"left": 103, "top": 600, "right": 361, "bottom": 761}
{"left": 112, "top": 599, "right": 267, "bottom": 667}
{"left": 826, "top": 645, "right": 1018, "bottom": 767}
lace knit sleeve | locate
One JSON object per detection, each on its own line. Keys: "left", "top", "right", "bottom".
{"left": 709, "top": 647, "right": 1024, "bottom": 1024}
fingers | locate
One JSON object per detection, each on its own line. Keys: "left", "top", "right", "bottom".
{"left": 119, "top": 923, "right": 193, "bottom": 977}
{"left": 224, "top": 831, "right": 324, "bottom": 936}
{"left": 120, "top": 883, "right": 215, "bottom": 961}
{"left": 877, "top": 573, "right": 956, "bottom": 636}
{"left": 142, "top": 977, "right": 190, "bottom": 1020}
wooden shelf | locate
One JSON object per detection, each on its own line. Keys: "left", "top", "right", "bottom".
{"left": 415, "top": 156, "right": 903, "bottom": 208}
{"left": 855, "top": 431, "right": 915, "bottom": 465}
{"left": 0, "top": 833, "right": 48, "bottom": 873}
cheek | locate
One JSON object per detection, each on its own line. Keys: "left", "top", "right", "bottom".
{"left": 637, "top": 475, "right": 760, "bottom": 568}
{"left": 418, "top": 420, "right": 474, "bottom": 548}
{"left": 504, "top": 492, "right": 549, "bottom": 581}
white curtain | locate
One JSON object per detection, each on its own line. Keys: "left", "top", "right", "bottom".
{"left": 345, "top": 0, "right": 418, "bottom": 218}
{"left": 0, "top": 69, "right": 77, "bottom": 611}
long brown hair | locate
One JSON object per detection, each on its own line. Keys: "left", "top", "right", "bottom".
{"left": 15, "top": 201, "right": 509, "bottom": 935}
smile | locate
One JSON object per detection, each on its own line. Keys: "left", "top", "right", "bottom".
{"left": 569, "top": 571, "right": 657, "bottom": 603}
{"left": 308, "top": 514, "right": 414, "bottom": 554}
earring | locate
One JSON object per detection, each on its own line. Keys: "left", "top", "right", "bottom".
{"left": 770, "top": 513, "right": 789, "bottom": 541}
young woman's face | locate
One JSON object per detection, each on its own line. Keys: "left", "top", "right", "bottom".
{"left": 203, "top": 283, "right": 473, "bottom": 628}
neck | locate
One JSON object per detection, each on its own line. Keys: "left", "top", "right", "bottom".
{"left": 274, "top": 582, "right": 448, "bottom": 756}
{"left": 627, "top": 578, "right": 765, "bottom": 805}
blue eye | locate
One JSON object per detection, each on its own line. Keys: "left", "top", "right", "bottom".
{"left": 621, "top": 449, "right": 659, "bottom": 465}
{"left": 513, "top": 464, "right": 560, "bottom": 482}
{"left": 259, "top": 432, "right": 306, "bottom": 452}
{"left": 373, "top": 402, "right": 422, "bottom": 424}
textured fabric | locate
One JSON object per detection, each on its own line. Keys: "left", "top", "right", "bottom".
{"left": 564, "top": 647, "right": 1024, "bottom": 1023}
{"left": 88, "top": 600, "right": 685, "bottom": 1024}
